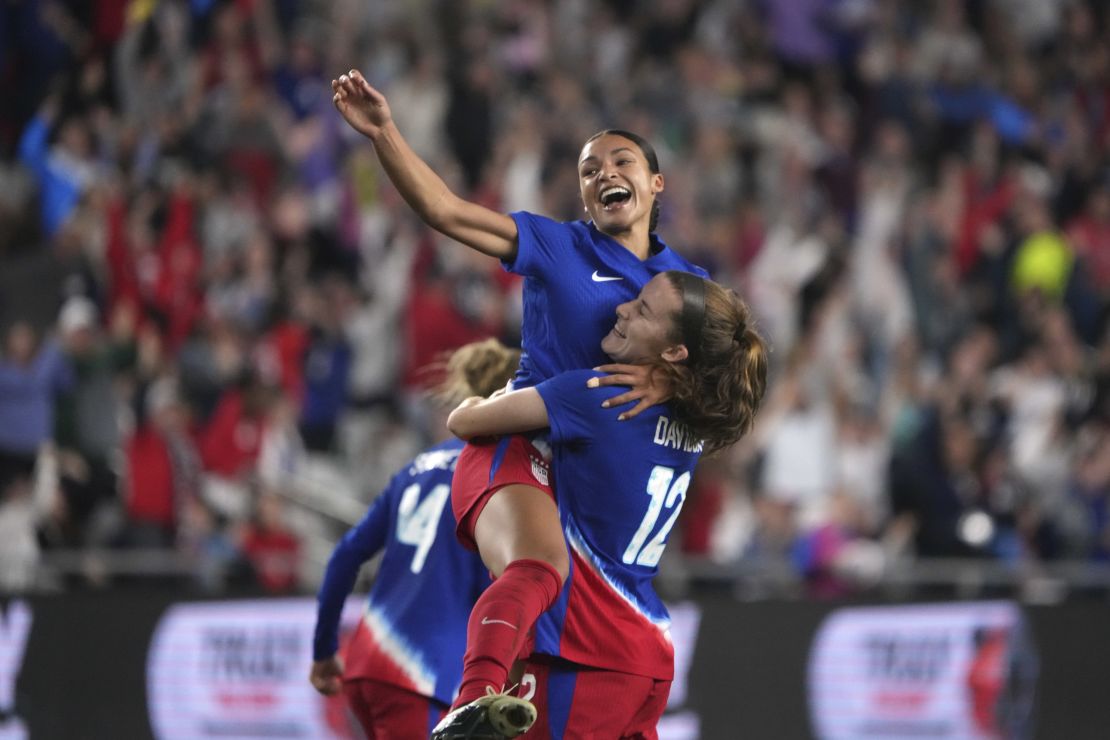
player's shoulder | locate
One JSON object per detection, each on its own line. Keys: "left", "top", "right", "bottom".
{"left": 511, "top": 210, "right": 578, "bottom": 236}
{"left": 651, "top": 235, "right": 709, "bottom": 276}
{"left": 538, "top": 216, "right": 601, "bottom": 247}
{"left": 541, "top": 368, "right": 603, "bottom": 395}
{"left": 406, "top": 439, "right": 465, "bottom": 479}
{"left": 429, "top": 437, "right": 467, "bottom": 454}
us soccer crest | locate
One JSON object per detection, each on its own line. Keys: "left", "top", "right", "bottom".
{"left": 529, "top": 454, "right": 550, "bottom": 486}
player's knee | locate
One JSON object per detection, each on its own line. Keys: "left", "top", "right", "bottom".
{"left": 536, "top": 548, "right": 569, "bottom": 584}
{"left": 507, "top": 545, "right": 568, "bottom": 584}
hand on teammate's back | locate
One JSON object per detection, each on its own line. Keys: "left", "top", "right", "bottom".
{"left": 588, "top": 363, "right": 673, "bottom": 420}
{"left": 309, "top": 656, "right": 345, "bottom": 696}
{"left": 331, "top": 69, "right": 392, "bottom": 140}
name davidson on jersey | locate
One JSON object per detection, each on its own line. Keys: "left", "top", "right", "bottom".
{"left": 653, "top": 416, "right": 703, "bottom": 454}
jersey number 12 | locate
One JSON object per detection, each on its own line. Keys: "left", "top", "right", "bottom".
{"left": 397, "top": 483, "right": 450, "bottom": 573}
{"left": 622, "top": 465, "right": 690, "bottom": 567}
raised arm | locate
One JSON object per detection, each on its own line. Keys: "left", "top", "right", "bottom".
{"left": 332, "top": 69, "right": 518, "bottom": 261}
{"left": 446, "top": 388, "right": 549, "bottom": 440}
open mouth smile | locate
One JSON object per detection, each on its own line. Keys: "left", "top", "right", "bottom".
{"left": 599, "top": 186, "right": 632, "bottom": 211}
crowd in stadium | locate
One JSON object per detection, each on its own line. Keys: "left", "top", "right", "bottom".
{"left": 0, "top": 0, "right": 1108, "bottom": 594}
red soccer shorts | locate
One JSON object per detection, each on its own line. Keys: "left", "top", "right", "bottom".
{"left": 452, "top": 435, "right": 554, "bottom": 551}
{"left": 516, "top": 657, "right": 672, "bottom": 739}
{"left": 343, "top": 678, "right": 446, "bottom": 739}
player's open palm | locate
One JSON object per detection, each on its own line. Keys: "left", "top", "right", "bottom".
{"left": 331, "top": 69, "right": 391, "bottom": 140}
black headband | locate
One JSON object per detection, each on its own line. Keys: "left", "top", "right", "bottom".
{"left": 674, "top": 272, "right": 706, "bottom": 364}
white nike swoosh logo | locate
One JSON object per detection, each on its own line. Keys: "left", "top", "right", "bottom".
{"left": 591, "top": 271, "right": 622, "bottom": 282}
{"left": 481, "top": 617, "right": 518, "bottom": 629}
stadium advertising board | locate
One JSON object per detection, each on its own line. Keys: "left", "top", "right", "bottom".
{"left": 807, "top": 601, "right": 1038, "bottom": 740}
{"left": 147, "top": 599, "right": 365, "bottom": 739}
{"left": 12, "top": 594, "right": 1110, "bottom": 738}
{"left": 144, "top": 598, "right": 700, "bottom": 739}
{"left": 657, "top": 601, "right": 701, "bottom": 739}
{"left": 0, "top": 600, "right": 30, "bottom": 739}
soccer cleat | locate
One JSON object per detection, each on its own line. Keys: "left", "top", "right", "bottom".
{"left": 431, "top": 686, "right": 537, "bottom": 739}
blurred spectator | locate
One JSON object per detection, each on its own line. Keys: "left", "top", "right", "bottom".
{"left": 298, "top": 279, "right": 352, "bottom": 452}
{"left": 198, "top": 376, "right": 271, "bottom": 521}
{"left": 17, "top": 97, "right": 98, "bottom": 236}
{"left": 0, "top": 446, "right": 60, "bottom": 591}
{"left": 0, "top": 323, "right": 72, "bottom": 494}
{"left": 792, "top": 491, "right": 886, "bottom": 599}
{"left": 890, "top": 409, "right": 990, "bottom": 558}
{"left": 240, "top": 491, "right": 301, "bottom": 593}
{"left": 258, "top": 391, "right": 307, "bottom": 491}
{"left": 54, "top": 297, "right": 135, "bottom": 545}
{"left": 834, "top": 405, "right": 891, "bottom": 536}
{"left": 757, "top": 356, "right": 838, "bottom": 548}
{"left": 122, "top": 377, "right": 201, "bottom": 548}
{"left": 1064, "top": 424, "right": 1110, "bottom": 562}
{"left": 112, "top": 1, "right": 192, "bottom": 131}
{"left": 179, "top": 496, "right": 249, "bottom": 592}
{"left": 1065, "top": 183, "right": 1110, "bottom": 300}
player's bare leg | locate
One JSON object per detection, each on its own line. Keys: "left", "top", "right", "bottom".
{"left": 435, "top": 485, "right": 566, "bottom": 737}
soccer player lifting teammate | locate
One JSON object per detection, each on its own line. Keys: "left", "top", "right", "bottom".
{"left": 332, "top": 69, "right": 740, "bottom": 737}
{"left": 442, "top": 271, "right": 766, "bottom": 738}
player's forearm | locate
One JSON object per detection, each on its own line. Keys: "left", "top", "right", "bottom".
{"left": 312, "top": 543, "right": 364, "bottom": 659}
{"left": 367, "top": 122, "right": 517, "bottom": 260}
{"left": 447, "top": 390, "right": 549, "bottom": 439}
{"left": 369, "top": 122, "right": 455, "bottom": 226}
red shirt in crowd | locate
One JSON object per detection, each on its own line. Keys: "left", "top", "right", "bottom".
{"left": 126, "top": 426, "right": 176, "bottom": 528}
{"left": 198, "top": 390, "right": 264, "bottom": 478}
{"left": 241, "top": 525, "right": 300, "bottom": 593}
{"left": 1067, "top": 213, "right": 1110, "bottom": 292}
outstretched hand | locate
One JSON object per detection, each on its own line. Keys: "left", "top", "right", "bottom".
{"left": 331, "top": 69, "right": 392, "bottom": 140}
{"left": 587, "top": 364, "right": 673, "bottom": 421}
{"left": 309, "top": 656, "right": 345, "bottom": 696}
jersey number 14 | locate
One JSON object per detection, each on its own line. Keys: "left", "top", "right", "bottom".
{"left": 397, "top": 483, "right": 451, "bottom": 574}
{"left": 622, "top": 465, "right": 690, "bottom": 567}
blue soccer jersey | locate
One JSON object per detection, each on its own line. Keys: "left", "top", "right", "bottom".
{"left": 506, "top": 212, "right": 708, "bottom": 388}
{"left": 533, "top": 370, "right": 702, "bottom": 679}
{"left": 313, "top": 439, "right": 490, "bottom": 705}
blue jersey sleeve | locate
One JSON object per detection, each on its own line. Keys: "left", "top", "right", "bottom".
{"left": 312, "top": 477, "right": 398, "bottom": 660}
{"left": 504, "top": 211, "right": 577, "bottom": 278}
{"left": 17, "top": 115, "right": 50, "bottom": 180}
{"left": 535, "top": 369, "right": 629, "bottom": 445}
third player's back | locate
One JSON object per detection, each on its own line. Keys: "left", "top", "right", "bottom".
{"left": 345, "top": 439, "right": 490, "bottom": 705}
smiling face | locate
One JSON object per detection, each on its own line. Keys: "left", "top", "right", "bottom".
{"left": 578, "top": 133, "right": 664, "bottom": 236}
{"left": 601, "top": 273, "right": 688, "bottom": 364}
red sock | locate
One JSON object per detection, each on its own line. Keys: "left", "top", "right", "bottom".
{"left": 454, "top": 558, "right": 563, "bottom": 707}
